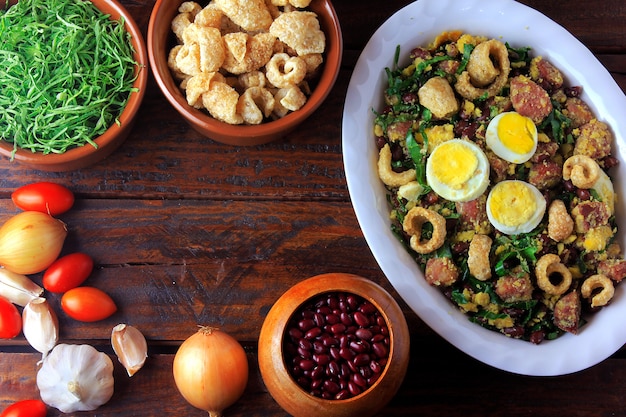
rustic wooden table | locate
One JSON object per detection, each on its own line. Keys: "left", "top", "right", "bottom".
{"left": 1, "top": 0, "right": 626, "bottom": 415}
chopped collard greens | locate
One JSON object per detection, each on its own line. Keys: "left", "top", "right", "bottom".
{"left": 0, "top": 0, "right": 139, "bottom": 156}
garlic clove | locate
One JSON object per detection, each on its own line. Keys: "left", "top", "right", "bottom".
{"left": 0, "top": 268, "right": 44, "bottom": 307}
{"left": 111, "top": 323, "right": 148, "bottom": 377}
{"left": 22, "top": 297, "right": 59, "bottom": 362}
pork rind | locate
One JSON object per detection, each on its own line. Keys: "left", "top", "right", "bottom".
{"left": 168, "top": 0, "right": 327, "bottom": 125}
{"left": 185, "top": 71, "right": 225, "bottom": 108}
{"left": 269, "top": 11, "right": 325, "bottom": 56}
{"left": 265, "top": 53, "right": 306, "bottom": 88}
{"left": 274, "top": 85, "right": 306, "bottom": 115}
{"left": 168, "top": 45, "right": 188, "bottom": 81}
{"left": 222, "top": 32, "right": 276, "bottom": 74}
{"left": 180, "top": 24, "right": 225, "bottom": 73}
{"left": 213, "top": 0, "right": 273, "bottom": 32}
{"left": 171, "top": 2, "right": 203, "bottom": 41}
{"left": 194, "top": 6, "right": 223, "bottom": 28}
{"left": 203, "top": 81, "right": 244, "bottom": 125}
{"left": 237, "top": 87, "right": 276, "bottom": 124}
{"left": 270, "top": 0, "right": 312, "bottom": 7}
{"left": 238, "top": 71, "right": 267, "bottom": 89}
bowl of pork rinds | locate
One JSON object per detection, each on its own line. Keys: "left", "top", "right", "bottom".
{"left": 148, "top": 0, "right": 342, "bottom": 146}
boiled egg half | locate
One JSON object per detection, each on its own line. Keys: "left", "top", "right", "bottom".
{"left": 486, "top": 111, "right": 538, "bottom": 164}
{"left": 486, "top": 180, "right": 546, "bottom": 235}
{"left": 426, "top": 139, "right": 490, "bottom": 202}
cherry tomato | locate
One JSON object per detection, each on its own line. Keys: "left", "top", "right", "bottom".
{"left": 11, "top": 182, "right": 74, "bottom": 216}
{"left": 61, "top": 287, "right": 117, "bottom": 322}
{"left": 0, "top": 296, "right": 21, "bottom": 339}
{"left": 0, "top": 399, "right": 47, "bottom": 417}
{"left": 43, "top": 253, "right": 94, "bottom": 293}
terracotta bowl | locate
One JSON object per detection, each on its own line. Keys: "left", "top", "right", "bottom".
{"left": 258, "top": 273, "right": 410, "bottom": 417}
{"left": 0, "top": 0, "right": 148, "bottom": 172}
{"left": 147, "top": 0, "right": 343, "bottom": 146}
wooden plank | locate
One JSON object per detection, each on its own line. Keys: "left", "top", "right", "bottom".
{"left": 3, "top": 339, "right": 626, "bottom": 417}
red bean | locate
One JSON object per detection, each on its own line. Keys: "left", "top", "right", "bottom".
{"left": 349, "top": 381, "right": 362, "bottom": 396}
{"left": 304, "top": 327, "right": 322, "bottom": 339}
{"left": 326, "top": 314, "right": 340, "bottom": 325}
{"left": 353, "top": 311, "right": 370, "bottom": 327}
{"left": 288, "top": 328, "right": 303, "bottom": 340}
{"left": 371, "top": 334, "right": 385, "bottom": 343}
{"left": 355, "top": 328, "right": 373, "bottom": 341}
{"left": 297, "top": 347, "right": 312, "bottom": 359}
{"left": 314, "top": 312, "right": 325, "bottom": 327}
{"left": 321, "top": 335, "right": 338, "bottom": 347}
{"left": 324, "top": 380, "right": 341, "bottom": 395}
{"left": 339, "top": 347, "right": 355, "bottom": 361}
{"left": 372, "top": 342, "right": 388, "bottom": 359}
{"left": 300, "top": 359, "right": 316, "bottom": 371}
{"left": 311, "top": 366, "right": 324, "bottom": 381}
{"left": 336, "top": 389, "right": 351, "bottom": 400}
{"left": 360, "top": 302, "right": 377, "bottom": 315}
{"left": 370, "top": 360, "right": 383, "bottom": 374}
{"left": 352, "top": 372, "right": 368, "bottom": 388}
{"left": 314, "top": 353, "right": 331, "bottom": 366}
{"left": 353, "top": 353, "right": 370, "bottom": 367}
{"left": 350, "top": 340, "right": 370, "bottom": 353}
{"left": 299, "top": 318, "right": 316, "bottom": 331}
{"left": 340, "top": 312, "right": 352, "bottom": 325}
{"left": 330, "top": 323, "right": 346, "bottom": 334}
{"left": 576, "top": 188, "right": 591, "bottom": 201}
{"left": 327, "top": 361, "right": 340, "bottom": 377}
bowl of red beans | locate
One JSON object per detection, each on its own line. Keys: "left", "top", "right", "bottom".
{"left": 258, "top": 273, "right": 410, "bottom": 417}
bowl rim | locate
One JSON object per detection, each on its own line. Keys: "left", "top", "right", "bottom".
{"left": 147, "top": 0, "right": 343, "bottom": 144}
{"left": 0, "top": 0, "right": 149, "bottom": 169}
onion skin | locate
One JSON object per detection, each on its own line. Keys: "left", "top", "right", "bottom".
{"left": 0, "top": 211, "right": 67, "bottom": 275}
{"left": 173, "top": 326, "right": 248, "bottom": 417}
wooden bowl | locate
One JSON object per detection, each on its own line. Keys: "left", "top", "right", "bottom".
{"left": 258, "top": 273, "right": 410, "bottom": 417}
{"left": 0, "top": 0, "right": 148, "bottom": 172}
{"left": 147, "top": 0, "right": 343, "bottom": 146}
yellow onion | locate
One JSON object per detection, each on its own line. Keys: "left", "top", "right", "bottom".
{"left": 0, "top": 211, "right": 67, "bottom": 274}
{"left": 173, "top": 326, "right": 248, "bottom": 417}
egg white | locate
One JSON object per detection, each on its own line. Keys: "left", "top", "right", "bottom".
{"left": 426, "top": 139, "right": 490, "bottom": 202}
{"left": 592, "top": 169, "right": 616, "bottom": 215}
{"left": 486, "top": 180, "right": 547, "bottom": 235}
{"left": 486, "top": 112, "right": 538, "bottom": 164}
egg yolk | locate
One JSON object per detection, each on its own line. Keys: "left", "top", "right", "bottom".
{"left": 488, "top": 181, "right": 537, "bottom": 227}
{"left": 430, "top": 141, "right": 478, "bottom": 189}
{"left": 497, "top": 112, "right": 537, "bottom": 155}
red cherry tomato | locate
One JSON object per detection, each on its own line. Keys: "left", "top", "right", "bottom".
{"left": 43, "top": 253, "right": 94, "bottom": 293}
{"left": 0, "top": 399, "right": 47, "bottom": 417}
{"left": 61, "top": 287, "right": 117, "bottom": 322}
{"left": 11, "top": 182, "right": 74, "bottom": 216}
{"left": 0, "top": 296, "right": 21, "bottom": 339}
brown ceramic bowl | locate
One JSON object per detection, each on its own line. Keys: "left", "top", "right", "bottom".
{"left": 258, "top": 273, "right": 410, "bottom": 417}
{"left": 147, "top": 0, "right": 343, "bottom": 146}
{"left": 0, "top": 0, "right": 148, "bottom": 172}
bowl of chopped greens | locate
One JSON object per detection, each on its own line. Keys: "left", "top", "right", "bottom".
{"left": 0, "top": 0, "right": 148, "bottom": 171}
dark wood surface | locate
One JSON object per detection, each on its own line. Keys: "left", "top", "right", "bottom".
{"left": 2, "top": 0, "right": 626, "bottom": 415}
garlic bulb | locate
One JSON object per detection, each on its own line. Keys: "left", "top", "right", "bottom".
{"left": 111, "top": 323, "right": 148, "bottom": 377}
{"left": 37, "top": 344, "right": 114, "bottom": 413}
{"left": 22, "top": 297, "right": 58, "bottom": 362}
